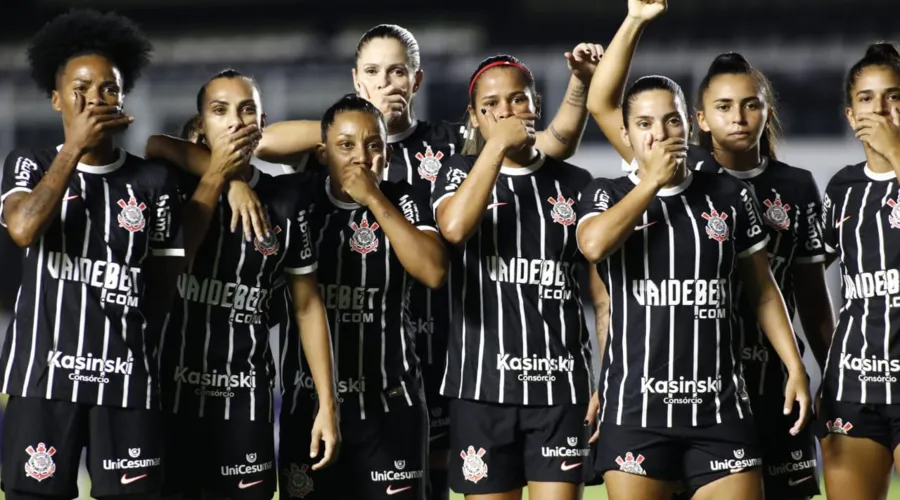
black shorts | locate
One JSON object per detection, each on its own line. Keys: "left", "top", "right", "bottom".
{"left": 422, "top": 365, "right": 450, "bottom": 453}
{"left": 592, "top": 417, "right": 762, "bottom": 496}
{"left": 448, "top": 398, "right": 590, "bottom": 495}
{"left": 817, "top": 398, "right": 900, "bottom": 451}
{"left": 752, "top": 398, "right": 820, "bottom": 498}
{"left": 0, "top": 396, "right": 164, "bottom": 499}
{"left": 278, "top": 402, "right": 428, "bottom": 500}
{"left": 163, "top": 414, "right": 276, "bottom": 500}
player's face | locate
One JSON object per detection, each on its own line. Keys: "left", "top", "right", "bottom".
{"left": 622, "top": 89, "right": 688, "bottom": 164}
{"left": 845, "top": 65, "right": 900, "bottom": 130}
{"left": 318, "top": 110, "right": 388, "bottom": 184}
{"left": 200, "top": 77, "right": 265, "bottom": 147}
{"left": 51, "top": 54, "right": 124, "bottom": 125}
{"left": 697, "top": 73, "right": 768, "bottom": 153}
{"left": 469, "top": 68, "right": 538, "bottom": 140}
{"left": 353, "top": 37, "right": 422, "bottom": 108}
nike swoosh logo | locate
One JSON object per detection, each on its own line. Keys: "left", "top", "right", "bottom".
{"left": 787, "top": 475, "right": 813, "bottom": 487}
{"left": 386, "top": 485, "right": 413, "bottom": 495}
{"left": 835, "top": 215, "right": 851, "bottom": 228}
{"left": 120, "top": 473, "right": 148, "bottom": 485}
{"left": 486, "top": 202, "right": 507, "bottom": 210}
{"left": 560, "top": 461, "right": 582, "bottom": 471}
{"left": 65, "top": 195, "right": 80, "bottom": 201}
{"left": 634, "top": 221, "right": 657, "bottom": 231}
{"left": 238, "top": 479, "right": 265, "bottom": 489}
{"left": 429, "top": 432, "right": 448, "bottom": 442}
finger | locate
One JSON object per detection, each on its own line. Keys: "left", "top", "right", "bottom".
{"left": 797, "top": 395, "right": 810, "bottom": 431}
{"left": 228, "top": 125, "right": 260, "bottom": 143}
{"left": 892, "top": 107, "right": 900, "bottom": 127}
{"left": 313, "top": 437, "right": 332, "bottom": 470}
{"left": 564, "top": 51, "right": 574, "bottom": 62}
{"left": 241, "top": 208, "right": 253, "bottom": 242}
{"left": 593, "top": 44, "right": 605, "bottom": 59}
{"left": 518, "top": 112, "right": 540, "bottom": 122}
{"left": 73, "top": 91, "right": 86, "bottom": 114}
{"left": 231, "top": 132, "right": 262, "bottom": 152}
{"left": 251, "top": 205, "right": 268, "bottom": 242}
{"left": 310, "top": 432, "right": 321, "bottom": 460}
{"left": 783, "top": 388, "right": 794, "bottom": 418}
{"left": 371, "top": 154, "right": 385, "bottom": 174}
{"left": 589, "top": 427, "right": 600, "bottom": 445}
{"left": 357, "top": 81, "right": 371, "bottom": 100}
{"left": 645, "top": 134, "right": 655, "bottom": 151}
{"left": 97, "top": 117, "right": 134, "bottom": 132}
{"left": 481, "top": 108, "right": 497, "bottom": 123}
{"left": 381, "top": 84, "right": 402, "bottom": 96}
{"left": 87, "top": 105, "right": 125, "bottom": 117}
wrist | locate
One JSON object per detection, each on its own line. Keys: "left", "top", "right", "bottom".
{"left": 484, "top": 137, "right": 512, "bottom": 157}
{"left": 786, "top": 360, "right": 806, "bottom": 377}
{"left": 366, "top": 188, "right": 388, "bottom": 210}
{"left": 624, "top": 15, "right": 652, "bottom": 28}
{"left": 317, "top": 393, "right": 339, "bottom": 413}
{"left": 200, "top": 171, "right": 228, "bottom": 186}
{"left": 60, "top": 142, "right": 87, "bottom": 159}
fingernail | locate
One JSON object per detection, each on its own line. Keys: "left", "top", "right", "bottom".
{"left": 583, "top": 420, "right": 590, "bottom": 426}
{"left": 481, "top": 109, "right": 486, "bottom": 115}
{"left": 783, "top": 408, "right": 790, "bottom": 415}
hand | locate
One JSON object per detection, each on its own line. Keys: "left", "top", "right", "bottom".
{"left": 566, "top": 43, "right": 605, "bottom": 84}
{"left": 482, "top": 110, "right": 537, "bottom": 153}
{"left": 64, "top": 92, "right": 134, "bottom": 154}
{"left": 854, "top": 108, "right": 900, "bottom": 159}
{"left": 341, "top": 155, "right": 383, "bottom": 206}
{"left": 227, "top": 181, "right": 270, "bottom": 243}
{"left": 641, "top": 136, "right": 687, "bottom": 189}
{"left": 309, "top": 405, "right": 341, "bottom": 471}
{"left": 586, "top": 391, "right": 601, "bottom": 444}
{"left": 627, "top": 0, "right": 667, "bottom": 21}
{"left": 784, "top": 368, "right": 811, "bottom": 436}
{"left": 208, "top": 124, "right": 262, "bottom": 179}
{"left": 358, "top": 82, "right": 408, "bottom": 127}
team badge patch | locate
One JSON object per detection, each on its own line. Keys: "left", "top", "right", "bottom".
{"left": 117, "top": 196, "right": 147, "bottom": 233}
{"left": 349, "top": 213, "right": 380, "bottom": 254}
{"left": 254, "top": 226, "right": 282, "bottom": 256}
{"left": 615, "top": 452, "right": 647, "bottom": 476}
{"left": 461, "top": 446, "right": 488, "bottom": 484}
{"left": 763, "top": 197, "right": 791, "bottom": 231}
{"left": 416, "top": 146, "right": 444, "bottom": 182}
{"left": 547, "top": 195, "right": 576, "bottom": 226}
{"left": 826, "top": 418, "right": 853, "bottom": 435}
{"left": 283, "top": 463, "right": 314, "bottom": 498}
{"left": 24, "top": 442, "right": 57, "bottom": 482}
{"left": 886, "top": 194, "right": 900, "bottom": 229}
{"left": 702, "top": 209, "right": 730, "bottom": 242}
{"left": 791, "top": 450, "right": 803, "bottom": 461}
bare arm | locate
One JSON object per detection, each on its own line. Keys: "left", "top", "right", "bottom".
{"left": 590, "top": 267, "right": 610, "bottom": 370}
{"left": 291, "top": 272, "right": 338, "bottom": 412}
{"left": 254, "top": 120, "right": 322, "bottom": 164}
{"left": 577, "top": 181, "right": 658, "bottom": 263}
{"left": 536, "top": 76, "right": 590, "bottom": 161}
{"left": 145, "top": 135, "right": 216, "bottom": 177}
{"left": 436, "top": 141, "right": 507, "bottom": 245}
{"left": 793, "top": 263, "right": 835, "bottom": 370}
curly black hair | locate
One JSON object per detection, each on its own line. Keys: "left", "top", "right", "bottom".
{"left": 27, "top": 9, "right": 152, "bottom": 97}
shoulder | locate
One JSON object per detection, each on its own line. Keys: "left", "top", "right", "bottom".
{"left": 4, "top": 147, "right": 56, "bottom": 170}
{"left": 421, "top": 120, "right": 466, "bottom": 143}
{"left": 766, "top": 158, "right": 815, "bottom": 185}
{"left": 687, "top": 145, "right": 719, "bottom": 174}
{"left": 825, "top": 162, "right": 867, "bottom": 192}
{"left": 118, "top": 153, "right": 181, "bottom": 189}
{"left": 584, "top": 175, "right": 631, "bottom": 198}
{"left": 380, "top": 178, "right": 421, "bottom": 200}
{"left": 443, "top": 153, "right": 476, "bottom": 170}
{"left": 546, "top": 156, "right": 593, "bottom": 186}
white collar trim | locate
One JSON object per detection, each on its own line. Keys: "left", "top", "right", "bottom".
{"left": 864, "top": 162, "right": 898, "bottom": 181}
{"left": 387, "top": 120, "right": 419, "bottom": 144}
{"left": 57, "top": 144, "right": 126, "bottom": 174}
{"left": 500, "top": 151, "right": 545, "bottom": 176}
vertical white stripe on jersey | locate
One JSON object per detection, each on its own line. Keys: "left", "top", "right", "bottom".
{"left": 451, "top": 244, "right": 468, "bottom": 399}
{"left": 661, "top": 200, "right": 675, "bottom": 428}
{"left": 1, "top": 282, "right": 22, "bottom": 394}
{"left": 21, "top": 238, "right": 44, "bottom": 398}
{"left": 335, "top": 212, "right": 349, "bottom": 414}
{"left": 70, "top": 174, "right": 90, "bottom": 402}
{"left": 638, "top": 212, "right": 649, "bottom": 427}
{"left": 553, "top": 179, "right": 580, "bottom": 403}
{"left": 474, "top": 227, "right": 486, "bottom": 400}
{"left": 724, "top": 201, "right": 741, "bottom": 422}
{"left": 880, "top": 183, "right": 894, "bottom": 403}
{"left": 681, "top": 196, "right": 702, "bottom": 426}
{"left": 45, "top": 191, "right": 70, "bottom": 398}
{"left": 600, "top": 261, "right": 614, "bottom": 422}
{"left": 269, "top": 225, "right": 291, "bottom": 422}
{"left": 172, "top": 262, "right": 193, "bottom": 414}
{"left": 834, "top": 188, "right": 854, "bottom": 400}
{"left": 120, "top": 185, "right": 138, "bottom": 408}
{"left": 358, "top": 239, "right": 368, "bottom": 420}
{"left": 224, "top": 235, "right": 249, "bottom": 420}
{"left": 509, "top": 178, "right": 529, "bottom": 404}
{"left": 286, "top": 290, "right": 301, "bottom": 414}
{"left": 199, "top": 203, "right": 226, "bottom": 417}
{"left": 96, "top": 180, "right": 113, "bottom": 406}
{"left": 704, "top": 195, "right": 726, "bottom": 423}
{"left": 855, "top": 183, "right": 873, "bottom": 404}
{"left": 530, "top": 179, "right": 553, "bottom": 404}
{"left": 379, "top": 222, "right": 391, "bottom": 413}
{"left": 403, "top": 146, "right": 413, "bottom": 184}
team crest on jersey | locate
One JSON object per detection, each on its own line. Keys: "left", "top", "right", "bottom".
{"left": 283, "top": 463, "right": 314, "bottom": 498}
{"left": 460, "top": 446, "right": 488, "bottom": 484}
{"left": 791, "top": 450, "right": 803, "bottom": 461}
{"left": 762, "top": 197, "right": 791, "bottom": 231}
{"left": 415, "top": 146, "right": 444, "bottom": 182}
{"left": 886, "top": 194, "right": 900, "bottom": 229}
{"left": 615, "top": 452, "right": 647, "bottom": 476}
{"left": 547, "top": 195, "right": 576, "bottom": 226}
{"left": 128, "top": 448, "right": 140, "bottom": 458}
{"left": 349, "top": 213, "right": 380, "bottom": 254}
{"left": 24, "top": 443, "right": 56, "bottom": 482}
{"left": 701, "top": 209, "right": 730, "bottom": 242}
{"left": 254, "top": 226, "right": 282, "bottom": 256}
{"left": 826, "top": 418, "right": 853, "bottom": 435}
{"left": 117, "top": 196, "right": 147, "bottom": 233}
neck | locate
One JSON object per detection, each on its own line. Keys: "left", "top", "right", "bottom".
{"left": 712, "top": 142, "right": 761, "bottom": 172}
{"left": 79, "top": 139, "right": 118, "bottom": 167}
{"left": 503, "top": 147, "right": 539, "bottom": 168}
{"left": 329, "top": 176, "right": 355, "bottom": 204}
{"left": 387, "top": 109, "right": 415, "bottom": 137}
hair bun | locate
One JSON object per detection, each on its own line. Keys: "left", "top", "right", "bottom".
{"left": 865, "top": 42, "right": 900, "bottom": 61}
{"left": 707, "top": 52, "right": 752, "bottom": 75}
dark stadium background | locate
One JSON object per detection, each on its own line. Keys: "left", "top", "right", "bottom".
{"left": 0, "top": 0, "right": 898, "bottom": 497}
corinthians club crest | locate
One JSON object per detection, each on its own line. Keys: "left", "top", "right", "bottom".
{"left": 117, "top": 195, "right": 147, "bottom": 233}
{"left": 763, "top": 196, "right": 791, "bottom": 231}
{"left": 416, "top": 146, "right": 444, "bottom": 182}
{"left": 460, "top": 446, "right": 488, "bottom": 484}
{"left": 254, "top": 226, "right": 282, "bottom": 256}
{"left": 283, "top": 463, "right": 314, "bottom": 498}
{"left": 547, "top": 195, "right": 576, "bottom": 226}
{"left": 702, "top": 209, "right": 730, "bottom": 242}
{"left": 887, "top": 194, "right": 900, "bottom": 229}
{"left": 24, "top": 442, "right": 57, "bottom": 482}
{"left": 349, "top": 213, "right": 380, "bottom": 254}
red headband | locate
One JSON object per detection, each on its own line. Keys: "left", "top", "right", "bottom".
{"left": 468, "top": 60, "right": 532, "bottom": 99}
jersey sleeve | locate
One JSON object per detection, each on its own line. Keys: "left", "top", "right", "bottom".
{"left": 821, "top": 182, "right": 838, "bottom": 254}
{"left": 284, "top": 198, "right": 318, "bottom": 276}
{"left": 733, "top": 184, "right": 769, "bottom": 259}
{"left": 399, "top": 184, "right": 438, "bottom": 233}
{"left": 148, "top": 167, "right": 185, "bottom": 257}
{"left": 793, "top": 174, "right": 827, "bottom": 264}
{"left": 431, "top": 154, "right": 473, "bottom": 213}
{"left": 576, "top": 178, "right": 617, "bottom": 227}
{"left": 0, "top": 150, "right": 45, "bottom": 227}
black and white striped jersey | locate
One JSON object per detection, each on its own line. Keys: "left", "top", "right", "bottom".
{"left": 281, "top": 175, "right": 435, "bottom": 420}
{"left": 0, "top": 147, "right": 184, "bottom": 409}
{"left": 716, "top": 158, "right": 826, "bottom": 399}
{"left": 821, "top": 163, "right": 900, "bottom": 405}
{"left": 159, "top": 168, "right": 317, "bottom": 422}
{"left": 432, "top": 152, "right": 594, "bottom": 406}
{"left": 581, "top": 170, "right": 768, "bottom": 427}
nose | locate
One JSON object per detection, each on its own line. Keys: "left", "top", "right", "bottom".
{"left": 377, "top": 70, "right": 390, "bottom": 90}
{"left": 652, "top": 122, "right": 668, "bottom": 142}
{"left": 84, "top": 87, "right": 106, "bottom": 107}
{"left": 875, "top": 97, "right": 888, "bottom": 116}
{"left": 494, "top": 101, "right": 514, "bottom": 120}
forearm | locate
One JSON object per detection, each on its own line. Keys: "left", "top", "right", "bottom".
{"left": 182, "top": 173, "right": 227, "bottom": 262}
{"left": 577, "top": 182, "right": 657, "bottom": 262}
{"left": 5, "top": 145, "right": 82, "bottom": 247}
{"left": 146, "top": 135, "right": 212, "bottom": 177}
{"left": 437, "top": 141, "right": 506, "bottom": 245}
{"left": 794, "top": 264, "right": 835, "bottom": 368}
{"left": 368, "top": 193, "right": 447, "bottom": 288}
{"left": 255, "top": 120, "right": 321, "bottom": 164}
{"left": 536, "top": 76, "right": 589, "bottom": 160}
{"left": 886, "top": 145, "right": 900, "bottom": 177}
{"left": 297, "top": 295, "right": 338, "bottom": 411}
{"left": 756, "top": 286, "right": 805, "bottom": 373}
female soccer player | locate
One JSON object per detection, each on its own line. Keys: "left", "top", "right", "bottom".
{"left": 817, "top": 42, "right": 900, "bottom": 500}
{"left": 577, "top": 74, "right": 811, "bottom": 500}
{"left": 432, "top": 54, "right": 598, "bottom": 500}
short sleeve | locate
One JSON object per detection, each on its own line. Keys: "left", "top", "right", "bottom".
{"left": 148, "top": 167, "right": 185, "bottom": 257}
{"left": 399, "top": 185, "right": 437, "bottom": 233}
{"left": 793, "top": 175, "right": 827, "bottom": 264}
{"left": 576, "top": 178, "right": 617, "bottom": 227}
{"left": 734, "top": 184, "right": 769, "bottom": 259}
{"left": 821, "top": 184, "right": 838, "bottom": 254}
{"left": 0, "top": 150, "right": 45, "bottom": 227}
{"left": 431, "top": 154, "right": 473, "bottom": 213}
{"left": 284, "top": 201, "right": 318, "bottom": 276}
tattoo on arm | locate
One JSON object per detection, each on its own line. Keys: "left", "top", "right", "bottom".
{"left": 548, "top": 124, "right": 570, "bottom": 145}
{"left": 565, "top": 83, "right": 587, "bottom": 107}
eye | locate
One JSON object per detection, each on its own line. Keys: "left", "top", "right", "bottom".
{"left": 716, "top": 104, "right": 729, "bottom": 112}
{"left": 859, "top": 95, "right": 872, "bottom": 103}
{"left": 368, "top": 142, "right": 383, "bottom": 151}
{"left": 74, "top": 85, "right": 87, "bottom": 93}
{"left": 745, "top": 102, "right": 761, "bottom": 110}
{"left": 364, "top": 68, "right": 377, "bottom": 75}
{"left": 242, "top": 105, "right": 257, "bottom": 114}
{"left": 637, "top": 121, "right": 650, "bottom": 129}
{"left": 512, "top": 97, "right": 526, "bottom": 104}
{"left": 483, "top": 100, "right": 497, "bottom": 108}
{"left": 339, "top": 141, "right": 353, "bottom": 149}
{"left": 667, "top": 117, "right": 682, "bottom": 126}
{"left": 212, "top": 106, "right": 226, "bottom": 115}
{"left": 391, "top": 68, "right": 407, "bottom": 77}
{"left": 888, "top": 93, "right": 900, "bottom": 101}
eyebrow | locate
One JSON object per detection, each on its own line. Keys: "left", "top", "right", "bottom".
{"left": 856, "top": 87, "right": 900, "bottom": 95}
{"left": 713, "top": 96, "right": 761, "bottom": 103}
{"left": 207, "top": 99, "right": 256, "bottom": 107}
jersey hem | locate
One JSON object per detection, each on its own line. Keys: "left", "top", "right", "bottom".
{"left": 824, "top": 243, "right": 837, "bottom": 254}
{"left": 794, "top": 254, "right": 827, "bottom": 264}
{"left": 285, "top": 263, "right": 318, "bottom": 275}
{"left": 0, "top": 187, "right": 33, "bottom": 227}
{"left": 737, "top": 236, "right": 770, "bottom": 259}
{"left": 432, "top": 193, "right": 454, "bottom": 213}
{"left": 418, "top": 225, "right": 438, "bottom": 233}
{"left": 150, "top": 248, "right": 185, "bottom": 257}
